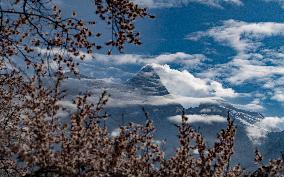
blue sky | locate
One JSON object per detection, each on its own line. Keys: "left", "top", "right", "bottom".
{"left": 57, "top": 0, "right": 284, "bottom": 117}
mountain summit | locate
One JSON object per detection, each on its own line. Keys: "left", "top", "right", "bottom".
{"left": 126, "top": 64, "right": 169, "bottom": 96}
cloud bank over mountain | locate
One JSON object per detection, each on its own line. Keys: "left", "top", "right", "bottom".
{"left": 246, "top": 116, "right": 284, "bottom": 143}
{"left": 168, "top": 114, "right": 226, "bottom": 124}
{"left": 150, "top": 64, "right": 237, "bottom": 98}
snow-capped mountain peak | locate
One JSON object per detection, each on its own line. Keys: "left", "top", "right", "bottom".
{"left": 126, "top": 64, "right": 169, "bottom": 96}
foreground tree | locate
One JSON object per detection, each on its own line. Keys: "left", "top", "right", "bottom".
{"left": 0, "top": 0, "right": 283, "bottom": 176}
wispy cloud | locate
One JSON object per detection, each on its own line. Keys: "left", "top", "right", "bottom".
{"left": 93, "top": 52, "right": 206, "bottom": 67}
{"left": 187, "top": 20, "right": 284, "bottom": 54}
{"left": 131, "top": 0, "right": 243, "bottom": 8}
{"left": 132, "top": 0, "right": 284, "bottom": 9}
{"left": 271, "top": 88, "right": 284, "bottom": 102}
{"left": 187, "top": 20, "right": 284, "bottom": 103}
{"left": 232, "top": 99, "right": 265, "bottom": 112}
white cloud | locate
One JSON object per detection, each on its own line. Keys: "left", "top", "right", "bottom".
{"left": 187, "top": 20, "right": 284, "bottom": 54}
{"left": 272, "top": 89, "right": 284, "bottom": 102}
{"left": 210, "top": 81, "right": 237, "bottom": 97}
{"left": 227, "top": 59, "right": 284, "bottom": 84}
{"left": 131, "top": 0, "right": 242, "bottom": 8}
{"left": 151, "top": 64, "right": 237, "bottom": 98}
{"left": 168, "top": 114, "right": 226, "bottom": 124}
{"left": 93, "top": 52, "right": 206, "bottom": 68}
{"left": 131, "top": 0, "right": 174, "bottom": 8}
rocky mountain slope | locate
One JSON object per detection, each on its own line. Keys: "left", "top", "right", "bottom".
{"left": 126, "top": 65, "right": 169, "bottom": 96}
